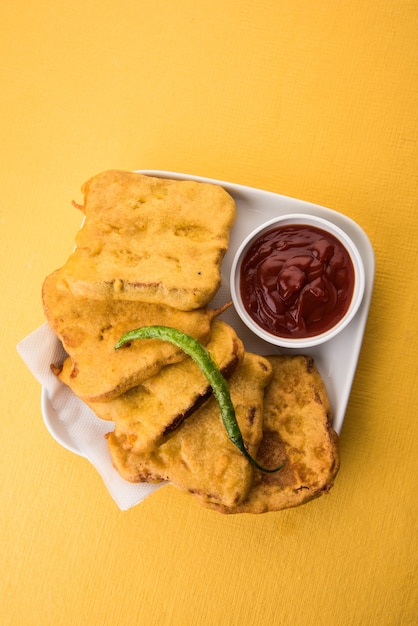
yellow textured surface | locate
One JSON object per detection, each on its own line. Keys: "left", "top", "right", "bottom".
{"left": 1, "top": 1, "right": 417, "bottom": 624}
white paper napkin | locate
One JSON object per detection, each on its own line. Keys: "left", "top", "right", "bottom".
{"left": 17, "top": 323, "right": 164, "bottom": 510}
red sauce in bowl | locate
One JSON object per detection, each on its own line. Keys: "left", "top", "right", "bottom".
{"left": 240, "top": 224, "right": 355, "bottom": 338}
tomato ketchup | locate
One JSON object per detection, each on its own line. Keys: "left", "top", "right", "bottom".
{"left": 240, "top": 224, "right": 355, "bottom": 338}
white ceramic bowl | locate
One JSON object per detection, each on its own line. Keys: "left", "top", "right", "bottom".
{"left": 230, "top": 213, "right": 365, "bottom": 348}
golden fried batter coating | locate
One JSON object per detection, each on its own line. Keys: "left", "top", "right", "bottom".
{"left": 106, "top": 353, "right": 273, "bottom": 508}
{"left": 61, "top": 170, "right": 236, "bottom": 310}
{"left": 203, "top": 355, "right": 340, "bottom": 514}
{"left": 43, "top": 268, "right": 220, "bottom": 401}
{"left": 86, "top": 320, "right": 244, "bottom": 453}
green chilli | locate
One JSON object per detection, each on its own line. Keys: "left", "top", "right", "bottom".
{"left": 115, "top": 325, "right": 284, "bottom": 473}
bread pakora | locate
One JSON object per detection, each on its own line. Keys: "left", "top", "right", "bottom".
{"left": 60, "top": 170, "right": 236, "bottom": 311}
{"left": 106, "top": 352, "right": 273, "bottom": 508}
{"left": 43, "top": 268, "right": 221, "bottom": 401}
{"left": 86, "top": 320, "right": 244, "bottom": 453}
{"left": 42, "top": 169, "right": 340, "bottom": 516}
{"left": 202, "top": 355, "right": 339, "bottom": 514}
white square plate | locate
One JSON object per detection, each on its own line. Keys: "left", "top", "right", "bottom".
{"left": 41, "top": 171, "right": 375, "bottom": 457}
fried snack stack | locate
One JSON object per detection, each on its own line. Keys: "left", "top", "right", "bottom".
{"left": 43, "top": 170, "right": 339, "bottom": 513}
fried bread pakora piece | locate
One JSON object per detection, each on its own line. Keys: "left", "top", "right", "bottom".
{"left": 43, "top": 268, "right": 222, "bottom": 402}
{"left": 86, "top": 320, "right": 245, "bottom": 453}
{"left": 61, "top": 170, "right": 236, "bottom": 311}
{"left": 106, "top": 353, "right": 273, "bottom": 508}
{"left": 203, "top": 355, "right": 340, "bottom": 514}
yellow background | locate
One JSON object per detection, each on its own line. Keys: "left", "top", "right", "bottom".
{"left": 1, "top": 1, "right": 417, "bottom": 624}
